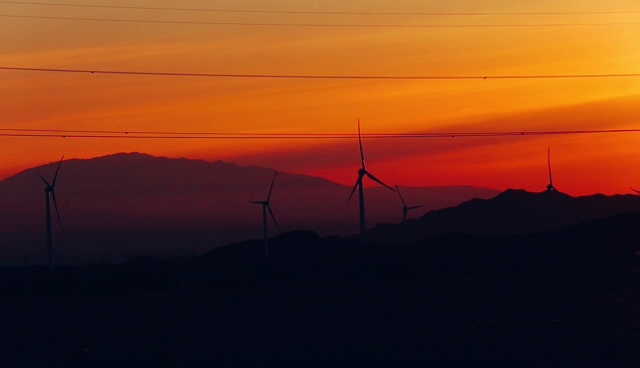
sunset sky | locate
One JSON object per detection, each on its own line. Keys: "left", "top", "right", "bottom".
{"left": 1, "top": 0, "right": 640, "bottom": 195}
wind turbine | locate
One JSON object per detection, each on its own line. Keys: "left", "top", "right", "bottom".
{"left": 546, "top": 148, "right": 556, "bottom": 231}
{"left": 396, "top": 185, "right": 425, "bottom": 243}
{"left": 38, "top": 156, "right": 64, "bottom": 270}
{"left": 630, "top": 187, "right": 640, "bottom": 195}
{"left": 546, "top": 147, "right": 557, "bottom": 193}
{"left": 348, "top": 119, "right": 395, "bottom": 244}
{"left": 251, "top": 171, "right": 279, "bottom": 256}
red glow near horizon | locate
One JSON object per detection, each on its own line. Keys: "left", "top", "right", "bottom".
{"left": 1, "top": 0, "right": 639, "bottom": 196}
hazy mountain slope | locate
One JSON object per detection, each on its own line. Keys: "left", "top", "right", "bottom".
{"left": 0, "top": 152, "right": 498, "bottom": 265}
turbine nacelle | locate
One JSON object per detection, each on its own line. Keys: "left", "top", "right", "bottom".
{"left": 348, "top": 169, "right": 395, "bottom": 203}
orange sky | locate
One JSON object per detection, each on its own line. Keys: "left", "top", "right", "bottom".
{"left": 1, "top": 0, "right": 640, "bottom": 195}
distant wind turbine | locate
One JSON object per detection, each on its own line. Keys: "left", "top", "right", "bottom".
{"left": 251, "top": 171, "right": 279, "bottom": 256}
{"left": 546, "top": 148, "right": 557, "bottom": 231}
{"left": 546, "top": 147, "right": 557, "bottom": 193}
{"left": 38, "top": 156, "right": 64, "bottom": 270}
{"left": 348, "top": 119, "right": 395, "bottom": 244}
{"left": 396, "top": 185, "right": 425, "bottom": 243}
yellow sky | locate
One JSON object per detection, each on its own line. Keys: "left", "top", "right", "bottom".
{"left": 1, "top": 0, "right": 640, "bottom": 195}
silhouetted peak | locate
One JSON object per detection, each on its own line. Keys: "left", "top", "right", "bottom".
{"left": 97, "top": 152, "right": 155, "bottom": 159}
{"left": 62, "top": 152, "right": 239, "bottom": 168}
{"left": 493, "top": 188, "right": 573, "bottom": 202}
{"left": 71, "top": 152, "right": 159, "bottom": 164}
{"left": 494, "top": 188, "right": 530, "bottom": 200}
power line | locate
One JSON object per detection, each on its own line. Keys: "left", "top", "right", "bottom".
{"left": 1, "top": 1, "right": 639, "bottom": 16}
{"left": 2, "top": 128, "right": 640, "bottom": 139}
{"left": 2, "top": 66, "right": 640, "bottom": 80}
{"left": 2, "top": 14, "right": 640, "bottom": 28}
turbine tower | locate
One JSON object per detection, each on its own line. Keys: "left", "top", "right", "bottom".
{"left": 546, "top": 148, "right": 556, "bottom": 231}
{"left": 38, "top": 156, "right": 64, "bottom": 270}
{"left": 251, "top": 171, "right": 279, "bottom": 256}
{"left": 348, "top": 119, "right": 395, "bottom": 244}
{"left": 396, "top": 185, "right": 425, "bottom": 243}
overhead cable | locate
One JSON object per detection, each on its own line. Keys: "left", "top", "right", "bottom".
{"left": 2, "top": 128, "right": 640, "bottom": 139}
{"left": 2, "top": 14, "right": 640, "bottom": 28}
{"left": 1, "top": 1, "right": 639, "bottom": 16}
{"left": 2, "top": 66, "right": 640, "bottom": 80}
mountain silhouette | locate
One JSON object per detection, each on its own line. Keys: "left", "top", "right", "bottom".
{"left": 368, "top": 189, "right": 640, "bottom": 242}
{"left": 0, "top": 152, "right": 497, "bottom": 265}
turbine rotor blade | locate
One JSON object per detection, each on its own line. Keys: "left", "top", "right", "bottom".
{"left": 51, "top": 191, "right": 64, "bottom": 236}
{"left": 267, "top": 205, "right": 280, "bottom": 233}
{"left": 348, "top": 176, "right": 361, "bottom": 202}
{"left": 267, "top": 171, "right": 277, "bottom": 202}
{"left": 630, "top": 187, "right": 640, "bottom": 195}
{"left": 407, "top": 205, "right": 426, "bottom": 210}
{"left": 396, "top": 184, "right": 407, "bottom": 207}
{"left": 365, "top": 171, "right": 395, "bottom": 192}
{"left": 358, "top": 119, "right": 365, "bottom": 169}
{"left": 52, "top": 155, "right": 64, "bottom": 188}
{"left": 38, "top": 172, "right": 51, "bottom": 187}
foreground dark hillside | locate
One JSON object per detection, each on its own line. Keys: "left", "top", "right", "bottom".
{"left": 1, "top": 213, "right": 640, "bottom": 365}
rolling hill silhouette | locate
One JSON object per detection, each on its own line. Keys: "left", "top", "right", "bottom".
{"left": 368, "top": 189, "right": 640, "bottom": 242}
{"left": 2, "top": 212, "right": 640, "bottom": 365}
{"left": 0, "top": 152, "right": 497, "bottom": 265}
